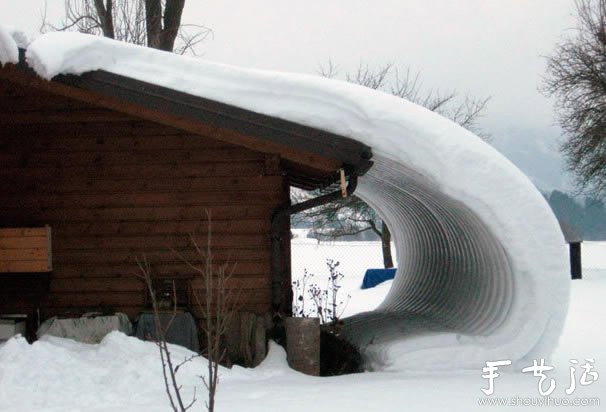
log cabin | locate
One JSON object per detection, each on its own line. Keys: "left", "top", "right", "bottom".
{"left": 0, "top": 47, "right": 372, "bottom": 360}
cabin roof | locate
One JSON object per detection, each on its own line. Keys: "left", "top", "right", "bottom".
{"left": 0, "top": 45, "right": 372, "bottom": 190}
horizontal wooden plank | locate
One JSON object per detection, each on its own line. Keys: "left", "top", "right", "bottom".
{"left": 0, "top": 236, "right": 49, "bottom": 249}
{"left": 49, "top": 278, "right": 145, "bottom": 293}
{"left": 0, "top": 191, "right": 283, "bottom": 208}
{"left": 50, "top": 219, "right": 270, "bottom": 237}
{"left": 51, "top": 261, "right": 270, "bottom": 278}
{"left": 0, "top": 248, "right": 48, "bottom": 261}
{"left": 49, "top": 276, "right": 270, "bottom": 293}
{"left": 52, "top": 248, "right": 270, "bottom": 265}
{"left": 0, "top": 176, "right": 283, "bottom": 195}
{"left": 0, "top": 205, "right": 274, "bottom": 222}
{"left": 0, "top": 161, "right": 268, "bottom": 180}
{"left": 0, "top": 227, "right": 49, "bottom": 237}
{"left": 0, "top": 121, "right": 190, "bottom": 139}
{"left": 0, "top": 94, "right": 96, "bottom": 112}
{"left": 0, "top": 148, "right": 264, "bottom": 167}
{"left": 190, "top": 277, "right": 270, "bottom": 290}
{"left": 0, "top": 81, "right": 38, "bottom": 97}
{"left": 0, "top": 108, "right": 135, "bottom": 124}
{"left": 191, "top": 288, "right": 270, "bottom": 304}
{"left": 45, "top": 292, "right": 146, "bottom": 307}
{"left": 1, "top": 133, "right": 247, "bottom": 151}
{"left": 52, "top": 234, "right": 270, "bottom": 250}
{"left": 36, "top": 303, "right": 271, "bottom": 320}
{"left": 0, "top": 260, "right": 51, "bottom": 272}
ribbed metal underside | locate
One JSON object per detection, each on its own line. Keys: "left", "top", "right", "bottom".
{"left": 342, "top": 155, "right": 515, "bottom": 348}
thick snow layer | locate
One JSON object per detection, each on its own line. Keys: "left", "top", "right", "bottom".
{"left": 0, "top": 331, "right": 222, "bottom": 412}
{"left": 581, "top": 241, "right": 606, "bottom": 269}
{"left": 0, "top": 25, "right": 18, "bottom": 65}
{"left": 5, "top": 26, "right": 29, "bottom": 49}
{"left": 18, "top": 30, "right": 569, "bottom": 369}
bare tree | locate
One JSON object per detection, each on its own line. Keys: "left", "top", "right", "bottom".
{"left": 322, "top": 61, "right": 490, "bottom": 139}
{"left": 292, "top": 191, "right": 396, "bottom": 268}
{"left": 42, "top": 0, "right": 212, "bottom": 54}
{"left": 137, "top": 256, "right": 197, "bottom": 412}
{"left": 543, "top": 0, "right": 606, "bottom": 195}
{"left": 294, "top": 62, "right": 490, "bottom": 268}
{"left": 138, "top": 212, "right": 237, "bottom": 412}
{"left": 185, "top": 231, "right": 237, "bottom": 412}
{"left": 170, "top": 212, "right": 237, "bottom": 412}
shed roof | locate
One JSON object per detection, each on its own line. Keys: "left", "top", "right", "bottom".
{"left": 1, "top": 45, "right": 372, "bottom": 190}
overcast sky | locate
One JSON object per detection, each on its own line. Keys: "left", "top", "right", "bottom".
{"left": 1, "top": 1, "right": 580, "bottom": 189}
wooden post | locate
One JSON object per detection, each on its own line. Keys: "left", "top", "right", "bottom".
{"left": 339, "top": 168, "right": 347, "bottom": 198}
{"left": 285, "top": 317, "right": 320, "bottom": 376}
{"left": 570, "top": 242, "right": 582, "bottom": 280}
{"left": 253, "top": 315, "right": 267, "bottom": 367}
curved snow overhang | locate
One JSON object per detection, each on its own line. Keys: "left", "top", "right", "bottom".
{"left": 0, "top": 30, "right": 571, "bottom": 370}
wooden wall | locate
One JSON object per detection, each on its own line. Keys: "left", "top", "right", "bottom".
{"left": 0, "top": 77, "right": 287, "bottom": 320}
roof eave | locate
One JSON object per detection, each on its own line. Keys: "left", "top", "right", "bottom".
{"left": 15, "top": 48, "right": 373, "bottom": 185}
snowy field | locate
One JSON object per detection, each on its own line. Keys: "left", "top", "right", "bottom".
{"left": 290, "top": 230, "right": 398, "bottom": 318}
{"left": 0, "top": 240, "right": 604, "bottom": 411}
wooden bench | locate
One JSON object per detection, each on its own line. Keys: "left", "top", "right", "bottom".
{"left": 0, "top": 226, "right": 52, "bottom": 273}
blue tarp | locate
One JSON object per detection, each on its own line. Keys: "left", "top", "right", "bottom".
{"left": 361, "top": 268, "right": 397, "bottom": 289}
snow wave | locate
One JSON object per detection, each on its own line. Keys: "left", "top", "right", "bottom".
{"left": 3, "top": 29, "right": 571, "bottom": 370}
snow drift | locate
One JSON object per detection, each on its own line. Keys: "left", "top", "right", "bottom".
{"left": 1, "top": 29, "right": 570, "bottom": 370}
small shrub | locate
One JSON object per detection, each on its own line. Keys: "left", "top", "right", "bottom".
{"left": 292, "top": 259, "right": 361, "bottom": 376}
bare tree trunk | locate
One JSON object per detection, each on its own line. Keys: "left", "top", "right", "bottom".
{"left": 144, "top": 0, "right": 163, "bottom": 49}
{"left": 161, "top": 0, "right": 186, "bottom": 51}
{"left": 93, "top": 0, "right": 115, "bottom": 38}
{"left": 381, "top": 222, "right": 394, "bottom": 268}
{"left": 145, "top": 0, "right": 185, "bottom": 51}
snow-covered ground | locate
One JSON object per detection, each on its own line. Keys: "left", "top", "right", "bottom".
{"left": 0, "top": 240, "right": 603, "bottom": 411}
{"left": 290, "top": 230, "right": 397, "bottom": 318}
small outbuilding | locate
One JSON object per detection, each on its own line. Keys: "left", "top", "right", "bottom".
{"left": 0, "top": 41, "right": 372, "bottom": 358}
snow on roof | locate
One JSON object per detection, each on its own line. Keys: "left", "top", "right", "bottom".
{"left": 0, "top": 25, "right": 19, "bottom": 65}
{"left": 6, "top": 26, "right": 29, "bottom": 49}
{"left": 0, "top": 28, "right": 570, "bottom": 370}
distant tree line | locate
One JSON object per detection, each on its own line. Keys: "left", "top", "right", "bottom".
{"left": 545, "top": 191, "right": 606, "bottom": 240}
{"left": 543, "top": 0, "right": 606, "bottom": 195}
